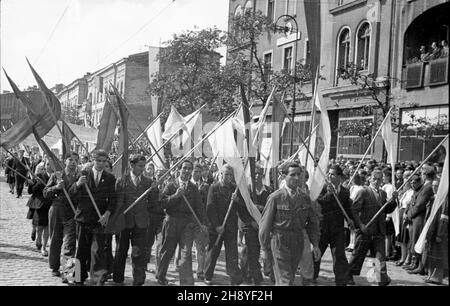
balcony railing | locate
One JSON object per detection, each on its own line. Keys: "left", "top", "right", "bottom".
{"left": 403, "top": 57, "right": 448, "bottom": 89}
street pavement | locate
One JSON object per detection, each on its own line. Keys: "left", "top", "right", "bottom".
{"left": 0, "top": 176, "right": 447, "bottom": 286}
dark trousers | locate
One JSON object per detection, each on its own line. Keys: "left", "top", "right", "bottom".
{"left": 348, "top": 232, "right": 390, "bottom": 285}
{"left": 271, "top": 231, "right": 303, "bottom": 286}
{"left": 204, "top": 229, "right": 242, "bottom": 284}
{"left": 156, "top": 217, "right": 195, "bottom": 285}
{"left": 145, "top": 214, "right": 164, "bottom": 265}
{"left": 313, "top": 227, "right": 349, "bottom": 285}
{"left": 113, "top": 227, "right": 147, "bottom": 285}
{"left": 104, "top": 234, "right": 115, "bottom": 275}
{"left": 75, "top": 223, "right": 108, "bottom": 283}
{"left": 48, "top": 205, "right": 76, "bottom": 271}
{"left": 239, "top": 226, "right": 263, "bottom": 283}
{"left": 15, "top": 174, "right": 26, "bottom": 197}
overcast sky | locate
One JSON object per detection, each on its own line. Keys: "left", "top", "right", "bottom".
{"left": 0, "top": 0, "right": 229, "bottom": 91}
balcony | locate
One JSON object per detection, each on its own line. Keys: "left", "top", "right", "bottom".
{"left": 403, "top": 57, "right": 448, "bottom": 89}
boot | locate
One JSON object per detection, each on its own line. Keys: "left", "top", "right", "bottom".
{"left": 404, "top": 256, "right": 418, "bottom": 271}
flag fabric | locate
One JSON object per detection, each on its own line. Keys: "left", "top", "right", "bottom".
{"left": 415, "top": 138, "right": 449, "bottom": 254}
{"left": 95, "top": 93, "right": 119, "bottom": 153}
{"left": 147, "top": 116, "right": 165, "bottom": 170}
{"left": 183, "top": 109, "right": 203, "bottom": 157}
{"left": 252, "top": 87, "right": 276, "bottom": 149}
{"left": 381, "top": 109, "right": 400, "bottom": 235}
{"left": 307, "top": 83, "right": 331, "bottom": 202}
{"left": 110, "top": 86, "right": 129, "bottom": 179}
{"left": 1, "top": 69, "right": 61, "bottom": 149}
{"left": 208, "top": 118, "right": 261, "bottom": 223}
{"left": 303, "top": 0, "right": 321, "bottom": 81}
{"left": 32, "top": 127, "right": 64, "bottom": 172}
{"left": 62, "top": 120, "right": 77, "bottom": 157}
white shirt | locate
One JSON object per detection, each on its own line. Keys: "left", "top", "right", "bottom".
{"left": 350, "top": 185, "right": 364, "bottom": 201}
{"left": 130, "top": 171, "right": 142, "bottom": 187}
{"left": 399, "top": 189, "right": 414, "bottom": 209}
{"left": 284, "top": 185, "right": 297, "bottom": 198}
{"left": 382, "top": 183, "right": 395, "bottom": 201}
{"left": 92, "top": 168, "right": 103, "bottom": 185}
{"left": 178, "top": 177, "right": 188, "bottom": 189}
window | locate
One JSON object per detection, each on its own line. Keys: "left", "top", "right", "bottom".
{"left": 285, "top": 0, "right": 296, "bottom": 16}
{"left": 336, "top": 28, "right": 351, "bottom": 85}
{"left": 399, "top": 105, "right": 448, "bottom": 162}
{"left": 356, "top": 22, "right": 371, "bottom": 71}
{"left": 244, "top": 1, "right": 252, "bottom": 13}
{"left": 337, "top": 108, "right": 374, "bottom": 157}
{"left": 337, "top": 0, "right": 345, "bottom": 5}
{"left": 283, "top": 46, "right": 293, "bottom": 72}
{"left": 264, "top": 52, "right": 273, "bottom": 82}
{"left": 267, "top": 0, "right": 275, "bottom": 22}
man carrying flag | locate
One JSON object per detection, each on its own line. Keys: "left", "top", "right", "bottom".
{"left": 12, "top": 149, "right": 29, "bottom": 198}
{"left": 43, "top": 152, "right": 81, "bottom": 279}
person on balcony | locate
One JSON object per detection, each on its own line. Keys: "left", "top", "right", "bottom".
{"left": 440, "top": 40, "right": 448, "bottom": 58}
{"left": 419, "top": 45, "right": 430, "bottom": 62}
{"left": 429, "top": 42, "right": 442, "bottom": 60}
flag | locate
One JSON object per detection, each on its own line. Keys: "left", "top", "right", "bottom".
{"left": 95, "top": 93, "right": 119, "bottom": 153}
{"left": 307, "top": 81, "right": 331, "bottom": 202}
{"left": 62, "top": 120, "right": 77, "bottom": 157}
{"left": 110, "top": 86, "right": 129, "bottom": 179}
{"left": 303, "top": 0, "right": 321, "bottom": 81}
{"left": 32, "top": 127, "right": 64, "bottom": 172}
{"left": 1, "top": 69, "right": 60, "bottom": 149}
{"left": 381, "top": 109, "right": 400, "bottom": 235}
{"left": 208, "top": 118, "right": 261, "bottom": 223}
{"left": 415, "top": 138, "right": 449, "bottom": 254}
{"left": 183, "top": 109, "right": 203, "bottom": 157}
{"left": 252, "top": 87, "right": 276, "bottom": 149}
{"left": 147, "top": 115, "right": 165, "bottom": 169}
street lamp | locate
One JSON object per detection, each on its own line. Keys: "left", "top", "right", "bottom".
{"left": 272, "top": 15, "right": 300, "bottom": 156}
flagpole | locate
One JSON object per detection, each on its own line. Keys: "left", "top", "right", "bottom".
{"left": 26, "top": 60, "right": 99, "bottom": 215}
{"left": 123, "top": 108, "right": 239, "bottom": 215}
{"left": 348, "top": 106, "right": 394, "bottom": 186}
{"left": 143, "top": 105, "right": 207, "bottom": 165}
{"left": 214, "top": 159, "right": 249, "bottom": 246}
{"left": 104, "top": 94, "right": 145, "bottom": 153}
{"left": 109, "top": 83, "right": 166, "bottom": 167}
{"left": 3, "top": 163, "right": 29, "bottom": 181}
{"left": 365, "top": 134, "right": 449, "bottom": 229}
{"left": 305, "top": 71, "right": 319, "bottom": 169}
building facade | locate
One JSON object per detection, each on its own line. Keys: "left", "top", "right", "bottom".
{"left": 87, "top": 51, "right": 152, "bottom": 138}
{"left": 55, "top": 74, "right": 90, "bottom": 125}
{"left": 228, "top": 0, "right": 448, "bottom": 162}
{"left": 0, "top": 90, "right": 42, "bottom": 131}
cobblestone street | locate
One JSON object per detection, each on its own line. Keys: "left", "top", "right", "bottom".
{"left": 0, "top": 178, "right": 446, "bottom": 286}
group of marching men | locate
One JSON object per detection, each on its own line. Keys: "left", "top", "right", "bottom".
{"left": 3, "top": 147, "right": 448, "bottom": 286}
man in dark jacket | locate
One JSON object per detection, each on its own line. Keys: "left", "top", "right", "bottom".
{"left": 239, "top": 165, "right": 272, "bottom": 285}
{"left": 13, "top": 149, "right": 29, "bottom": 198}
{"left": 406, "top": 166, "right": 435, "bottom": 275}
{"left": 111, "top": 154, "right": 158, "bottom": 286}
{"left": 43, "top": 152, "right": 80, "bottom": 278}
{"left": 73, "top": 149, "right": 116, "bottom": 285}
{"left": 347, "top": 170, "right": 398, "bottom": 286}
{"left": 156, "top": 160, "right": 207, "bottom": 285}
{"left": 204, "top": 164, "right": 251, "bottom": 285}
{"left": 313, "top": 165, "right": 354, "bottom": 286}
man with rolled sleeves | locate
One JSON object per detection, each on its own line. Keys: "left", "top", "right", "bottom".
{"left": 347, "top": 170, "right": 398, "bottom": 286}
{"left": 313, "top": 165, "right": 354, "bottom": 286}
{"left": 43, "top": 152, "right": 80, "bottom": 278}
{"left": 204, "top": 164, "right": 254, "bottom": 286}
{"left": 156, "top": 160, "right": 207, "bottom": 285}
{"left": 112, "top": 154, "right": 158, "bottom": 286}
{"left": 72, "top": 149, "right": 116, "bottom": 285}
{"left": 259, "top": 162, "right": 321, "bottom": 286}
